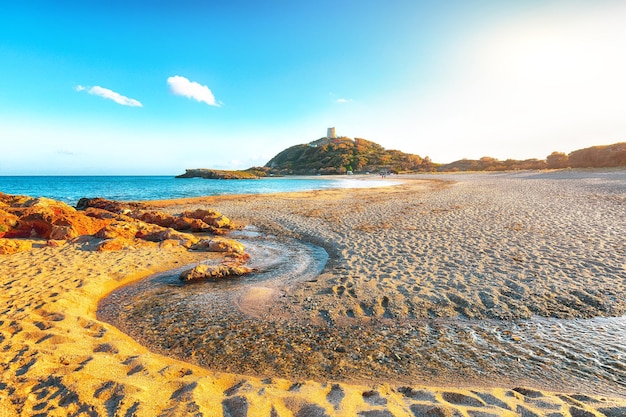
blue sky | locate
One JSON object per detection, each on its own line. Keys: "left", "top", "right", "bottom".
{"left": 2, "top": 0, "right": 626, "bottom": 175}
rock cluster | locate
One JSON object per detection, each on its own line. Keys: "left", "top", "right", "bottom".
{"left": 0, "top": 194, "right": 109, "bottom": 241}
{"left": 0, "top": 194, "right": 250, "bottom": 279}
{"left": 77, "top": 198, "right": 233, "bottom": 234}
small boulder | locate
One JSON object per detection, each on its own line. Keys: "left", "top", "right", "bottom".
{"left": 83, "top": 207, "right": 123, "bottom": 220}
{"left": 181, "top": 217, "right": 213, "bottom": 232}
{"left": 135, "top": 211, "right": 177, "bottom": 228}
{"left": 49, "top": 225, "right": 79, "bottom": 240}
{"left": 180, "top": 263, "right": 252, "bottom": 281}
{"left": 97, "top": 238, "right": 132, "bottom": 252}
{"left": 95, "top": 221, "right": 140, "bottom": 240}
{"left": 76, "top": 197, "right": 145, "bottom": 213}
{"left": 191, "top": 237, "right": 245, "bottom": 254}
{"left": 136, "top": 226, "right": 199, "bottom": 247}
{"left": 181, "top": 209, "right": 232, "bottom": 229}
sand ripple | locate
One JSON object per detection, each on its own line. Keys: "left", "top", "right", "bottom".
{"left": 103, "top": 170, "right": 626, "bottom": 398}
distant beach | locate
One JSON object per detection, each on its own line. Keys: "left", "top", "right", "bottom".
{"left": 1, "top": 170, "right": 625, "bottom": 416}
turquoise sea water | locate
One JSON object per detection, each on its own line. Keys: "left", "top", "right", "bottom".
{"left": 0, "top": 176, "right": 394, "bottom": 206}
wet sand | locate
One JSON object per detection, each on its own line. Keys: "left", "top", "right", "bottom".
{"left": 2, "top": 170, "right": 626, "bottom": 416}
{"left": 119, "top": 170, "right": 626, "bottom": 394}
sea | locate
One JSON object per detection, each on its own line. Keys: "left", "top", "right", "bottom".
{"left": 0, "top": 175, "right": 395, "bottom": 206}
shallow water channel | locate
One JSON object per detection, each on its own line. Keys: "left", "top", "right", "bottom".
{"left": 98, "top": 230, "right": 625, "bottom": 398}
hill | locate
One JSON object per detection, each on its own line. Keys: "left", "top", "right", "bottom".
{"left": 566, "top": 142, "right": 626, "bottom": 168}
{"left": 176, "top": 139, "right": 626, "bottom": 179}
{"left": 176, "top": 168, "right": 263, "bottom": 179}
{"left": 438, "top": 142, "right": 626, "bottom": 172}
{"left": 264, "top": 137, "right": 433, "bottom": 175}
{"left": 437, "top": 157, "right": 547, "bottom": 172}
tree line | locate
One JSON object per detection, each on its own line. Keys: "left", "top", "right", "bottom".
{"left": 439, "top": 142, "right": 625, "bottom": 172}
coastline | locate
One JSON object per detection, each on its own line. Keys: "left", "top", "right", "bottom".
{"left": 1, "top": 171, "right": 625, "bottom": 416}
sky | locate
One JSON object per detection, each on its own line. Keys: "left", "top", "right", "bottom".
{"left": 1, "top": 0, "right": 626, "bottom": 175}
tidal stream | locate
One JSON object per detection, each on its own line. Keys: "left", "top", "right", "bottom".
{"left": 98, "top": 230, "right": 625, "bottom": 398}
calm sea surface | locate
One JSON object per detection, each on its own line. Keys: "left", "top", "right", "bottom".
{"left": 0, "top": 176, "right": 393, "bottom": 205}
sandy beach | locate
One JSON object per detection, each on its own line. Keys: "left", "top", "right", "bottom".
{"left": 1, "top": 170, "right": 625, "bottom": 416}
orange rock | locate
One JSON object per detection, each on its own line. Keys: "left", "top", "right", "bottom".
{"left": 191, "top": 237, "right": 245, "bottom": 254}
{"left": 76, "top": 197, "right": 145, "bottom": 214}
{"left": 0, "top": 209, "right": 19, "bottom": 238}
{"left": 50, "top": 225, "right": 79, "bottom": 240}
{"left": 5, "top": 197, "right": 109, "bottom": 239}
{"left": 134, "top": 211, "right": 216, "bottom": 232}
{"left": 83, "top": 207, "right": 121, "bottom": 220}
{"left": 97, "top": 238, "right": 132, "bottom": 252}
{"left": 136, "top": 226, "right": 199, "bottom": 248}
{"left": 0, "top": 194, "right": 247, "bottom": 261}
{"left": 179, "top": 263, "right": 252, "bottom": 281}
{"left": 159, "top": 239, "right": 181, "bottom": 248}
{"left": 181, "top": 209, "right": 232, "bottom": 229}
{"left": 135, "top": 211, "right": 176, "bottom": 228}
{"left": 78, "top": 199, "right": 232, "bottom": 232}
{"left": 0, "top": 192, "right": 32, "bottom": 207}
{"left": 95, "top": 221, "right": 140, "bottom": 240}
{"left": 179, "top": 217, "right": 213, "bottom": 232}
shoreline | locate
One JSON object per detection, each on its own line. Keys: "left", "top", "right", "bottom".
{"left": 1, "top": 171, "right": 625, "bottom": 416}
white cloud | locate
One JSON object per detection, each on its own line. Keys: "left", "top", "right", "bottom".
{"left": 75, "top": 85, "right": 143, "bottom": 107}
{"left": 167, "top": 75, "right": 221, "bottom": 107}
{"left": 336, "top": 98, "right": 352, "bottom": 104}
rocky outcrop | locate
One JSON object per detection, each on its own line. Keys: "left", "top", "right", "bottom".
{"left": 134, "top": 227, "right": 198, "bottom": 248}
{"left": 181, "top": 209, "right": 232, "bottom": 229}
{"left": 0, "top": 193, "right": 250, "bottom": 279}
{"left": 75, "top": 197, "right": 146, "bottom": 213}
{"left": 1, "top": 196, "right": 109, "bottom": 240}
{"left": 175, "top": 168, "right": 260, "bottom": 180}
{"left": 95, "top": 221, "right": 141, "bottom": 240}
{"left": 78, "top": 198, "right": 233, "bottom": 233}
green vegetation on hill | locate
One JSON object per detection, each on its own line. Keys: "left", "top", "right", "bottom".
{"left": 438, "top": 157, "right": 547, "bottom": 172}
{"left": 566, "top": 142, "right": 626, "bottom": 168}
{"left": 176, "top": 168, "right": 263, "bottom": 179}
{"left": 439, "top": 142, "right": 626, "bottom": 172}
{"left": 265, "top": 137, "right": 434, "bottom": 175}
{"left": 177, "top": 139, "right": 626, "bottom": 179}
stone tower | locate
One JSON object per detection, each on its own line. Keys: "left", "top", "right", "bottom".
{"left": 327, "top": 127, "right": 337, "bottom": 139}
